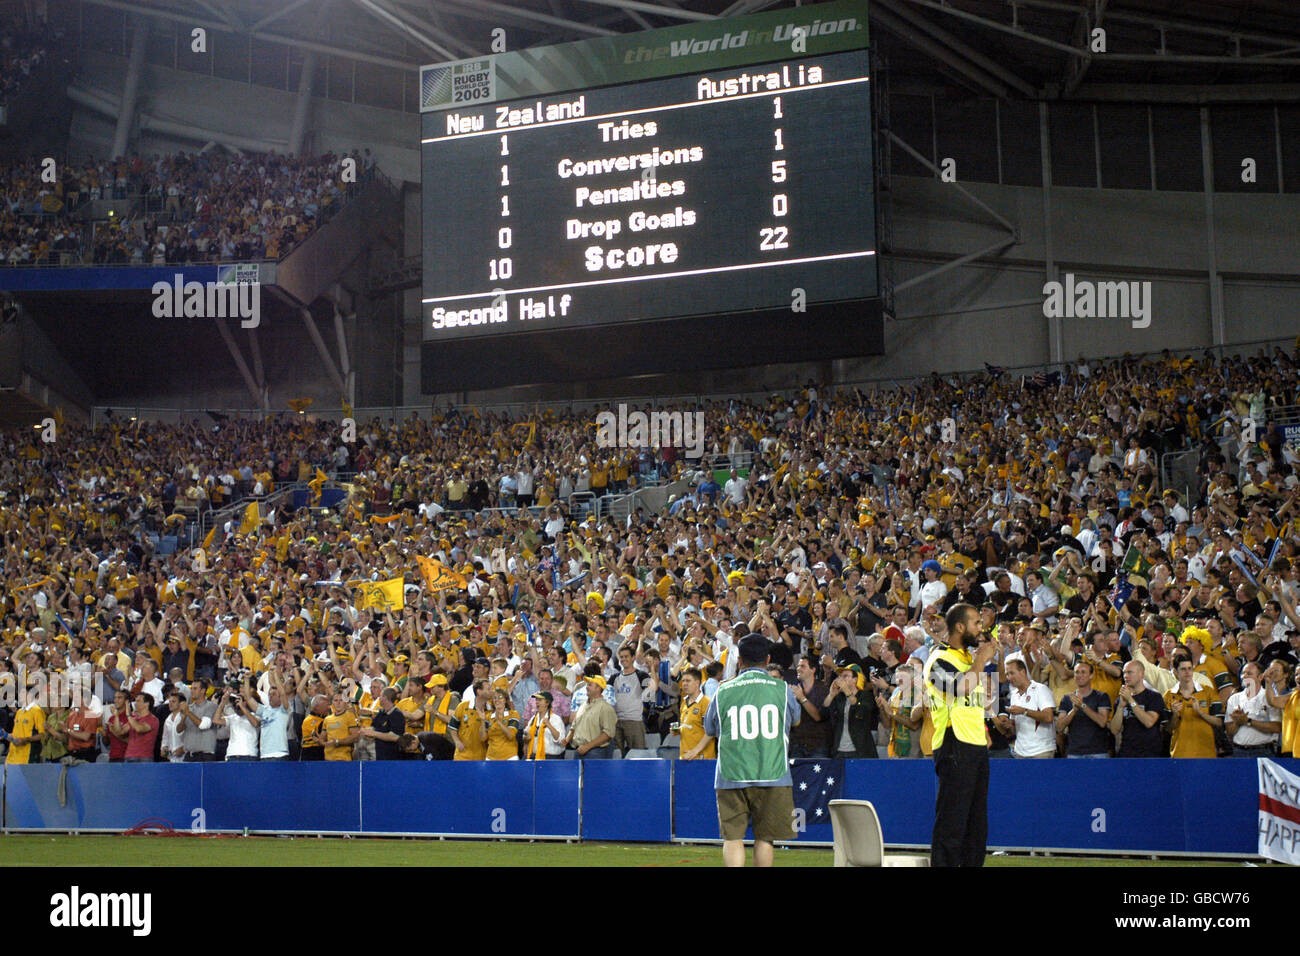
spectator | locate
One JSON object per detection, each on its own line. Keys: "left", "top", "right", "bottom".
{"left": 1108, "top": 660, "right": 1168, "bottom": 757}
{"left": 364, "top": 687, "right": 407, "bottom": 760}
{"left": 677, "top": 666, "right": 716, "bottom": 760}
{"left": 568, "top": 674, "right": 616, "bottom": 759}
{"left": 4, "top": 686, "right": 44, "bottom": 764}
{"left": 214, "top": 685, "right": 260, "bottom": 762}
{"left": 824, "top": 664, "right": 878, "bottom": 758}
{"left": 180, "top": 678, "right": 217, "bottom": 762}
{"left": 1224, "top": 662, "right": 1282, "bottom": 757}
{"left": 879, "top": 661, "right": 924, "bottom": 757}
{"left": 321, "top": 691, "right": 360, "bottom": 761}
{"left": 448, "top": 680, "right": 490, "bottom": 760}
{"left": 484, "top": 687, "right": 519, "bottom": 761}
{"left": 1001, "top": 658, "right": 1056, "bottom": 758}
{"left": 523, "top": 691, "right": 565, "bottom": 759}
{"left": 788, "top": 655, "right": 830, "bottom": 758}
{"left": 160, "top": 691, "right": 187, "bottom": 762}
{"left": 1055, "top": 660, "right": 1112, "bottom": 758}
{"left": 124, "top": 693, "right": 159, "bottom": 762}
{"left": 1164, "top": 658, "right": 1223, "bottom": 758}
{"left": 611, "top": 644, "right": 649, "bottom": 754}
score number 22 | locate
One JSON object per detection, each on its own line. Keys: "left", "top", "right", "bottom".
{"left": 760, "top": 96, "right": 789, "bottom": 251}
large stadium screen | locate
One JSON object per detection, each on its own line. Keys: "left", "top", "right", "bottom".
{"left": 419, "top": 0, "right": 876, "bottom": 343}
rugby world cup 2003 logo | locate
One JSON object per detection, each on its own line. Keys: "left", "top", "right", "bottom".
{"left": 422, "top": 59, "right": 494, "bottom": 109}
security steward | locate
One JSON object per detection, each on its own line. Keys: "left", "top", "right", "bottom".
{"left": 924, "top": 602, "right": 997, "bottom": 867}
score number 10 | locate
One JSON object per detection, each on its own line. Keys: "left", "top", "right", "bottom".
{"left": 761, "top": 96, "right": 789, "bottom": 252}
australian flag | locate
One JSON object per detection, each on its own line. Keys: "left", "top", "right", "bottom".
{"left": 791, "top": 757, "right": 844, "bottom": 832}
{"left": 1110, "top": 571, "right": 1135, "bottom": 611}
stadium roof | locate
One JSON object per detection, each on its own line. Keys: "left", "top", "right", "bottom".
{"left": 81, "top": 0, "right": 1300, "bottom": 101}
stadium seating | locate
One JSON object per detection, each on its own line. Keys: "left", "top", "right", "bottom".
{"left": 0, "top": 149, "right": 360, "bottom": 267}
{"left": 0, "top": 347, "right": 1297, "bottom": 776}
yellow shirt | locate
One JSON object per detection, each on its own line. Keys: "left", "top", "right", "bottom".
{"left": 396, "top": 696, "right": 424, "bottom": 735}
{"left": 239, "top": 644, "right": 265, "bottom": 673}
{"left": 485, "top": 710, "right": 520, "bottom": 760}
{"left": 300, "top": 713, "right": 324, "bottom": 749}
{"left": 6, "top": 705, "right": 45, "bottom": 764}
{"left": 322, "top": 710, "right": 358, "bottom": 760}
{"left": 1195, "top": 655, "right": 1234, "bottom": 699}
{"left": 1281, "top": 690, "right": 1299, "bottom": 757}
{"left": 426, "top": 691, "right": 455, "bottom": 735}
{"left": 1089, "top": 653, "right": 1123, "bottom": 706}
{"left": 1164, "top": 686, "right": 1221, "bottom": 758}
{"left": 450, "top": 701, "right": 487, "bottom": 760}
{"left": 679, "top": 694, "right": 715, "bottom": 758}
{"left": 355, "top": 693, "right": 375, "bottom": 729}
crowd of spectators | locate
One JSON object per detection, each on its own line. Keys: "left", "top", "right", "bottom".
{"left": 2, "top": 149, "right": 366, "bottom": 266}
{"left": 0, "top": 15, "right": 65, "bottom": 99}
{"left": 1, "top": 345, "right": 1298, "bottom": 765}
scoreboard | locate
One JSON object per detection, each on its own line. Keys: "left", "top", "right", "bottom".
{"left": 419, "top": 0, "right": 877, "bottom": 345}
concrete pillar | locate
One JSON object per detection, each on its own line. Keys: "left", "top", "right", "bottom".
{"left": 288, "top": 50, "right": 318, "bottom": 156}
{"left": 111, "top": 14, "right": 149, "bottom": 159}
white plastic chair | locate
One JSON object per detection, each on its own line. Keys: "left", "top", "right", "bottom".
{"left": 828, "top": 800, "right": 930, "bottom": 867}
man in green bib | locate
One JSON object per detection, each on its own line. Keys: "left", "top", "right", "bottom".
{"left": 703, "top": 634, "right": 802, "bottom": 867}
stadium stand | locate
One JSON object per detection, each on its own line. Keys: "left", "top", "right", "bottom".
{"left": 1, "top": 150, "right": 362, "bottom": 266}
{"left": 2, "top": 348, "right": 1298, "bottom": 765}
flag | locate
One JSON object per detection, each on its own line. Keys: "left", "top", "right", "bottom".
{"left": 1109, "top": 571, "right": 1135, "bottom": 611}
{"left": 521, "top": 612, "right": 535, "bottom": 643}
{"left": 201, "top": 525, "right": 217, "bottom": 550}
{"left": 1266, "top": 535, "right": 1283, "bottom": 572}
{"left": 238, "top": 502, "right": 259, "bottom": 535}
{"left": 1229, "top": 551, "right": 1260, "bottom": 588}
{"left": 415, "top": 555, "right": 467, "bottom": 593}
{"left": 1119, "top": 544, "right": 1152, "bottom": 586}
{"left": 1258, "top": 758, "right": 1300, "bottom": 866}
{"left": 356, "top": 577, "right": 404, "bottom": 611}
{"left": 791, "top": 758, "right": 844, "bottom": 833}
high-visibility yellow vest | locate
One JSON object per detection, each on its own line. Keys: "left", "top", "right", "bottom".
{"left": 924, "top": 644, "right": 987, "bottom": 748}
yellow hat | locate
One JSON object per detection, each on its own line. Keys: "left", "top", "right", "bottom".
{"left": 424, "top": 673, "right": 448, "bottom": 688}
{"left": 585, "top": 674, "right": 607, "bottom": 690}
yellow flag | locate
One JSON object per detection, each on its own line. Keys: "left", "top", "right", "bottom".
{"left": 238, "top": 502, "right": 260, "bottom": 535}
{"left": 356, "top": 577, "right": 404, "bottom": 611}
{"left": 415, "top": 555, "right": 468, "bottom": 593}
{"left": 201, "top": 525, "right": 217, "bottom": 550}
{"left": 370, "top": 514, "right": 404, "bottom": 525}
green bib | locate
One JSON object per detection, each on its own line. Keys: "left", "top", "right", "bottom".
{"left": 714, "top": 670, "right": 791, "bottom": 784}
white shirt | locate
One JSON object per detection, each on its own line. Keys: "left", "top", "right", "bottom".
{"left": 1009, "top": 680, "right": 1057, "bottom": 757}
{"left": 526, "top": 711, "right": 566, "bottom": 756}
{"left": 223, "top": 709, "right": 260, "bottom": 758}
{"left": 161, "top": 711, "right": 187, "bottom": 762}
{"left": 916, "top": 579, "right": 949, "bottom": 611}
{"left": 723, "top": 476, "right": 748, "bottom": 505}
{"left": 1226, "top": 686, "right": 1280, "bottom": 747}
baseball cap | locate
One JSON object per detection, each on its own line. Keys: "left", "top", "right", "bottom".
{"left": 585, "top": 674, "right": 608, "bottom": 690}
{"left": 531, "top": 690, "right": 553, "bottom": 703}
{"left": 424, "top": 674, "right": 448, "bottom": 688}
